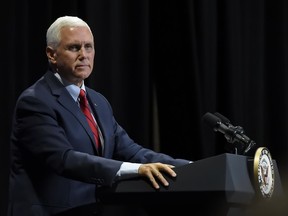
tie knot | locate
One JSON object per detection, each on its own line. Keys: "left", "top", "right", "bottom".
{"left": 79, "top": 89, "right": 86, "bottom": 99}
{"left": 79, "top": 89, "right": 88, "bottom": 107}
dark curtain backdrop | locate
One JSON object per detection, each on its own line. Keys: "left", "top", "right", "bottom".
{"left": 2, "top": 0, "right": 288, "bottom": 215}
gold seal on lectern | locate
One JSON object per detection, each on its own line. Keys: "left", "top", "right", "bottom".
{"left": 253, "top": 147, "right": 275, "bottom": 198}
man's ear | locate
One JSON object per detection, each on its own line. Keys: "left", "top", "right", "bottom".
{"left": 46, "top": 46, "right": 57, "bottom": 64}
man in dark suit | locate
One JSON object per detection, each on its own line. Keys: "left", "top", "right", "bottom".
{"left": 8, "top": 16, "right": 191, "bottom": 216}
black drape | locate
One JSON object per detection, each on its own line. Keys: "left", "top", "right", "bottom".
{"left": 2, "top": 0, "right": 288, "bottom": 215}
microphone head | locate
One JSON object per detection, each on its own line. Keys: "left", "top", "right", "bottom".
{"left": 202, "top": 112, "right": 221, "bottom": 130}
{"left": 214, "top": 112, "right": 230, "bottom": 125}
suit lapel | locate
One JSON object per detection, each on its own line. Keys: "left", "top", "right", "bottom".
{"left": 44, "top": 71, "right": 99, "bottom": 154}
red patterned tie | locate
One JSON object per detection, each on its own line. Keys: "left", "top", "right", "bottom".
{"left": 79, "top": 89, "right": 102, "bottom": 155}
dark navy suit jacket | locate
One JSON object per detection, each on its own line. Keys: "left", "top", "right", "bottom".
{"left": 8, "top": 70, "right": 190, "bottom": 216}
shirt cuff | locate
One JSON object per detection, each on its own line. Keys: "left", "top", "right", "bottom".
{"left": 116, "top": 162, "right": 142, "bottom": 180}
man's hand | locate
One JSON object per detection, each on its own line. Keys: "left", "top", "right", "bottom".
{"left": 138, "top": 163, "right": 176, "bottom": 189}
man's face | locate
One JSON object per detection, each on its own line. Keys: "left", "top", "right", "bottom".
{"left": 48, "top": 26, "right": 95, "bottom": 86}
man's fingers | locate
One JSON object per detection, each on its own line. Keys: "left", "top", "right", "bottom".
{"left": 159, "top": 164, "right": 177, "bottom": 177}
{"left": 155, "top": 172, "right": 169, "bottom": 187}
{"left": 147, "top": 172, "right": 160, "bottom": 189}
{"left": 139, "top": 163, "right": 177, "bottom": 189}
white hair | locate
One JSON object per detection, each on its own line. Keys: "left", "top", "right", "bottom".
{"left": 46, "top": 16, "right": 92, "bottom": 48}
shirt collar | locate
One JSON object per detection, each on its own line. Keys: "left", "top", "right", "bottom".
{"left": 54, "top": 72, "right": 86, "bottom": 102}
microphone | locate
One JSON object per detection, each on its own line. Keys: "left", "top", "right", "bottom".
{"left": 202, "top": 112, "right": 256, "bottom": 155}
{"left": 213, "top": 112, "right": 256, "bottom": 154}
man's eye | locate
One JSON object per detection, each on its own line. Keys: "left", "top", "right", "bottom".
{"left": 85, "top": 44, "right": 93, "bottom": 50}
{"left": 68, "top": 45, "right": 80, "bottom": 52}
